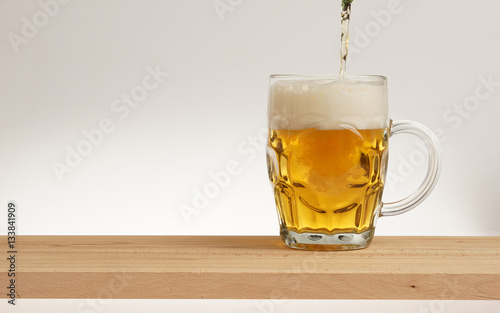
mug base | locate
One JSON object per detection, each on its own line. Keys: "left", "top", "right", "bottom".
{"left": 281, "top": 228, "right": 374, "bottom": 251}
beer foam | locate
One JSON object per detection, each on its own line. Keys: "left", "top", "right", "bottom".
{"left": 269, "top": 77, "right": 389, "bottom": 130}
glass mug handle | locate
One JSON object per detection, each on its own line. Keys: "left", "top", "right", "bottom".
{"left": 381, "top": 120, "right": 442, "bottom": 217}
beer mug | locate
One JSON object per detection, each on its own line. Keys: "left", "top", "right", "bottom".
{"left": 266, "top": 75, "right": 441, "bottom": 250}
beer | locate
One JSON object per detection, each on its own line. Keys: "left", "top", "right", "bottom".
{"left": 267, "top": 76, "right": 390, "bottom": 248}
{"left": 339, "top": 0, "right": 353, "bottom": 77}
{"left": 267, "top": 127, "right": 388, "bottom": 234}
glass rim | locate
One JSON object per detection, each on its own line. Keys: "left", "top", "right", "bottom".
{"left": 269, "top": 74, "right": 386, "bottom": 82}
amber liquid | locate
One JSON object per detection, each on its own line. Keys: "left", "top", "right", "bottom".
{"left": 267, "top": 128, "right": 388, "bottom": 234}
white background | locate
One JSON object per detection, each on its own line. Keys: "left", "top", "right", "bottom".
{"left": 1, "top": 0, "right": 499, "bottom": 312}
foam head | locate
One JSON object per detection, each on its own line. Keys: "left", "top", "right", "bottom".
{"left": 268, "top": 76, "right": 389, "bottom": 130}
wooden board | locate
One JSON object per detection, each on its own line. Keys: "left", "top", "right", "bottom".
{"left": 1, "top": 236, "right": 499, "bottom": 299}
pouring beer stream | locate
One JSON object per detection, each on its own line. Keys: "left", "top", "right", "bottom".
{"left": 339, "top": 0, "right": 353, "bottom": 78}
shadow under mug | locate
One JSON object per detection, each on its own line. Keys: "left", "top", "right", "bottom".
{"left": 266, "top": 75, "right": 442, "bottom": 250}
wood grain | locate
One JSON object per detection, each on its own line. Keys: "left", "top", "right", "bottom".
{"left": 1, "top": 236, "right": 499, "bottom": 299}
